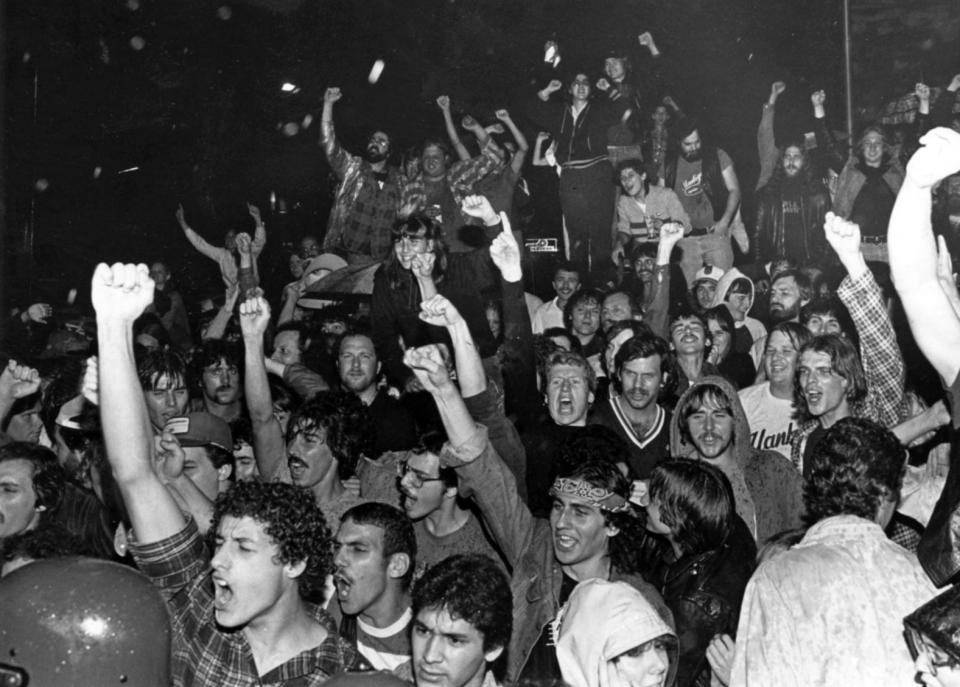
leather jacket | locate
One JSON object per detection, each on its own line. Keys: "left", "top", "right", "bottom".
{"left": 753, "top": 182, "right": 830, "bottom": 263}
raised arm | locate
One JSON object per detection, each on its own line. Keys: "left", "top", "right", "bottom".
{"left": 710, "top": 160, "right": 741, "bottom": 235}
{"left": 756, "top": 81, "right": 785, "bottom": 191}
{"left": 888, "top": 127, "right": 960, "bottom": 384}
{"left": 239, "top": 296, "right": 287, "bottom": 479}
{"left": 93, "top": 263, "right": 185, "bottom": 544}
{"left": 155, "top": 431, "right": 215, "bottom": 534}
{"left": 0, "top": 360, "right": 40, "bottom": 428}
{"left": 811, "top": 90, "right": 846, "bottom": 174}
{"left": 201, "top": 284, "right": 239, "bottom": 341}
{"left": 646, "top": 222, "right": 686, "bottom": 339}
{"left": 437, "top": 95, "right": 471, "bottom": 161}
{"left": 495, "top": 109, "right": 529, "bottom": 174}
{"left": 320, "top": 86, "right": 353, "bottom": 177}
{"left": 176, "top": 204, "right": 223, "bottom": 263}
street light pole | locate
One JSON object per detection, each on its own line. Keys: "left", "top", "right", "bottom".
{"left": 843, "top": 0, "right": 855, "bottom": 152}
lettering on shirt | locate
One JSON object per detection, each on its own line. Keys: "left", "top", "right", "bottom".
{"left": 782, "top": 200, "right": 800, "bottom": 215}
{"left": 750, "top": 423, "right": 796, "bottom": 451}
{"left": 681, "top": 172, "right": 704, "bottom": 197}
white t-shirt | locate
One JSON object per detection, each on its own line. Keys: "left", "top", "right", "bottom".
{"left": 738, "top": 382, "right": 797, "bottom": 461}
{"left": 532, "top": 298, "right": 565, "bottom": 334}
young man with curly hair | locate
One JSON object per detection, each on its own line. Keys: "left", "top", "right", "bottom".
{"left": 93, "top": 262, "right": 355, "bottom": 687}
{"left": 730, "top": 417, "right": 937, "bottom": 686}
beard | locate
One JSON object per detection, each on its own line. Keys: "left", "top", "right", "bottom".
{"left": 768, "top": 302, "right": 799, "bottom": 324}
{"left": 365, "top": 147, "right": 388, "bottom": 163}
{"left": 681, "top": 148, "right": 702, "bottom": 162}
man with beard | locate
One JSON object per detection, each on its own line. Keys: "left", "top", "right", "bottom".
{"left": 663, "top": 119, "right": 742, "bottom": 286}
{"left": 766, "top": 269, "right": 812, "bottom": 325}
{"left": 589, "top": 334, "right": 673, "bottom": 478}
{"left": 93, "top": 262, "right": 356, "bottom": 687}
{"left": 193, "top": 340, "right": 244, "bottom": 424}
{"left": 753, "top": 140, "right": 831, "bottom": 265}
{"left": 328, "top": 502, "right": 416, "bottom": 672}
{"left": 790, "top": 213, "right": 906, "bottom": 474}
{"left": 338, "top": 331, "right": 416, "bottom": 455}
{"left": 670, "top": 377, "right": 804, "bottom": 545}
{"left": 321, "top": 87, "right": 403, "bottom": 265}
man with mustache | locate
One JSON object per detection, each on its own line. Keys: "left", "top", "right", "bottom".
{"left": 193, "top": 340, "right": 244, "bottom": 424}
{"left": 589, "top": 334, "right": 673, "bottom": 479}
{"left": 766, "top": 269, "right": 812, "bottom": 325}
{"left": 663, "top": 119, "right": 742, "bottom": 286}
{"left": 321, "top": 86, "right": 404, "bottom": 265}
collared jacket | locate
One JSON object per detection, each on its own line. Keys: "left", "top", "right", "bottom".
{"left": 663, "top": 146, "right": 730, "bottom": 225}
{"left": 440, "top": 423, "right": 674, "bottom": 685}
{"left": 752, "top": 180, "right": 830, "bottom": 264}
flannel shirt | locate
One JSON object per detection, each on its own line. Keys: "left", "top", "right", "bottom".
{"left": 322, "top": 125, "right": 402, "bottom": 260}
{"left": 130, "top": 518, "right": 356, "bottom": 687}
{"left": 790, "top": 268, "right": 907, "bottom": 471}
{"left": 185, "top": 224, "right": 265, "bottom": 289}
{"left": 398, "top": 138, "right": 504, "bottom": 218}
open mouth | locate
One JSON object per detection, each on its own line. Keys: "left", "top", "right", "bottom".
{"left": 554, "top": 533, "right": 577, "bottom": 552}
{"left": 805, "top": 391, "right": 822, "bottom": 405}
{"left": 288, "top": 456, "right": 307, "bottom": 477}
{"left": 334, "top": 572, "right": 352, "bottom": 599}
{"left": 213, "top": 575, "right": 233, "bottom": 610}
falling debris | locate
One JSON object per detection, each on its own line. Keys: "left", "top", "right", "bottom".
{"left": 130, "top": 36, "right": 146, "bottom": 51}
{"left": 622, "top": 108, "right": 633, "bottom": 123}
{"left": 67, "top": 289, "right": 77, "bottom": 305}
{"left": 22, "top": 52, "right": 30, "bottom": 63}
{"left": 748, "top": 53, "right": 754, "bottom": 61}
{"left": 368, "top": 59, "right": 385, "bottom": 84}
{"left": 93, "top": 167, "right": 102, "bottom": 179}
{"left": 302, "top": 114, "right": 313, "bottom": 128}
{"left": 126, "top": 0, "right": 140, "bottom": 10}
{"left": 282, "top": 122, "right": 300, "bottom": 137}
{"left": 35, "top": 179, "right": 49, "bottom": 192}
{"left": 217, "top": 6, "right": 232, "bottom": 20}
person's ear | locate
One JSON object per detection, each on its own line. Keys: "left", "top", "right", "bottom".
{"left": 484, "top": 645, "right": 505, "bottom": 663}
{"left": 387, "top": 552, "right": 411, "bottom": 580}
{"left": 284, "top": 558, "right": 308, "bottom": 580}
{"left": 218, "top": 463, "right": 234, "bottom": 483}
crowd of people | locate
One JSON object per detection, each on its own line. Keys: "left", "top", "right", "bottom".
{"left": 6, "top": 32, "right": 960, "bottom": 687}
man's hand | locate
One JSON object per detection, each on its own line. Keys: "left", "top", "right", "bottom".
{"left": 419, "top": 295, "right": 465, "bottom": 329}
{"left": 461, "top": 195, "right": 497, "bottom": 224}
{"left": 708, "top": 218, "right": 730, "bottom": 235}
{"left": 824, "top": 212, "right": 863, "bottom": 264}
{"left": 706, "top": 634, "right": 735, "bottom": 687}
{"left": 948, "top": 74, "right": 960, "bottom": 93}
{"left": 596, "top": 78, "right": 611, "bottom": 92}
{"left": 461, "top": 114, "right": 479, "bottom": 130}
{"left": 768, "top": 81, "right": 786, "bottom": 106}
{"left": 611, "top": 243, "right": 627, "bottom": 266}
{"left": 236, "top": 232, "right": 252, "bottom": 255}
{"left": 82, "top": 356, "right": 99, "bottom": 406}
{"left": 436, "top": 94, "right": 451, "bottom": 111}
{"left": 324, "top": 87, "right": 342, "bottom": 104}
{"left": 91, "top": 263, "right": 154, "bottom": 323}
{"left": 403, "top": 344, "right": 454, "bottom": 395}
{"left": 0, "top": 360, "right": 40, "bottom": 401}
{"left": 811, "top": 89, "right": 826, "bottom": 117}
{"left": 411, "top": 252, "right": 436, "bottom": 279}
{"left": 536, "top": 131, "right": 551, "bottom": 143}
{"left": 657, "top": 222, "right": 685, "bottom": 265}
{"left": 638, "top": 32, "right": 657, "bottom": 50}
{"left": 905, "top": 127, "right": 960, "bottom": 189}
{"left": 284, "top": 280, "right": 306, "bottom": 303}
{"left": 489, "top": 212, "right": 522, "bottom": 281}
{"left": 25, "top": 302, "right": 52, "bottom": 324}
{"left": 175, "top": 204, "right": 189, "bottom": 230}
{"left": 544, "top": 79, "right": 563, "bottom": 95}
{"left": 247, "top": 203, "right": 262, "bottom": 226}
{"left": 239, "top": 296, "right": 271, "bottom": 339}
{"left": 155, "top": 431, "right": 186, "bottom": 484}
{"left": 494, "top": 109, "right": 511, "bottom": 122}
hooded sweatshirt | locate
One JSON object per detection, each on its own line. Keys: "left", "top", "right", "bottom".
{"left": 709, "top": 268, "right": 766, "bottom": 369}
{"left": 556, "top": 579, "right": 678, "bottom": 687}
{"left": 669, "top": 375, "right": 805, "bottom": 545}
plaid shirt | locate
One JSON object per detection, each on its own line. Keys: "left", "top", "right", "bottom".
{"left": 131, "top": 519, "right": 356, "bottom": 687}
{"left": 322, "top": 126, "right": 403, "bottom": 260}
{"left": 790, "top": 268, "right": 907, "bottom": 471}
{"left": 399, "top": 138, "right": 505, "bottom": 218}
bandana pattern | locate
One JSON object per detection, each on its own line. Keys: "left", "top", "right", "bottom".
{"left": 549, "top": 477, "right": 633, "bottom": 513}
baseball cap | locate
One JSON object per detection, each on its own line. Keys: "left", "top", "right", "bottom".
{"left": 302, "top": 253, "right": 347, "bottom": 278}
{"left": 164, "top": 413, "right": 232, "bottom": 452}
{"left": 694, "top": 264, "right": 725, "bottom": 284}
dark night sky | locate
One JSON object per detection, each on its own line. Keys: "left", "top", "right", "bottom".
{"left": 2, "top": 0, "right": 956, "bottom": 307}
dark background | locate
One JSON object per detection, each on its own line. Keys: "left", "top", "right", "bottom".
{"left": 3, "top": 0, "right": 958, "bottom": 309}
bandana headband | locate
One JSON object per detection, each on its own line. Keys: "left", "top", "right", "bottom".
{"left": 550, "top": 477, "right": 632, "bottom": 513}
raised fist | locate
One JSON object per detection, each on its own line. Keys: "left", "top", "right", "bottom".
{"left": 324, "top": 87, "right": 342, "bottom": 104}
{"left": 436, "top": 94, "right": 451, "bottom": 110}
{"left": 91, "top": 263, "right": 154, "bottom": 323}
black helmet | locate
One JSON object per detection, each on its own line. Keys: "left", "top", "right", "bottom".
{"left": 0, "top": 557, "right": 171, "bottom": 686}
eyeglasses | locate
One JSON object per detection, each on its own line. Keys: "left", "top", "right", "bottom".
{"left": 396, "top": 459, "right": 444, "bottom": 488}
{"left": 905, "top": 626, "right": 960, "bottom": 677}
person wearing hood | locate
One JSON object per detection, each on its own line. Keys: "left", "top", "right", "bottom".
{"left": 708, "top": 268, "right": 766, "bottom": 370}
{"left": 640, "top": 459, "right": 756, "bottom": 687}
{"left": 556, "top": 578, "right": 678, "bottom": 687}
{"left": 669, "top": 376, "right": 804, "bottom": 544}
